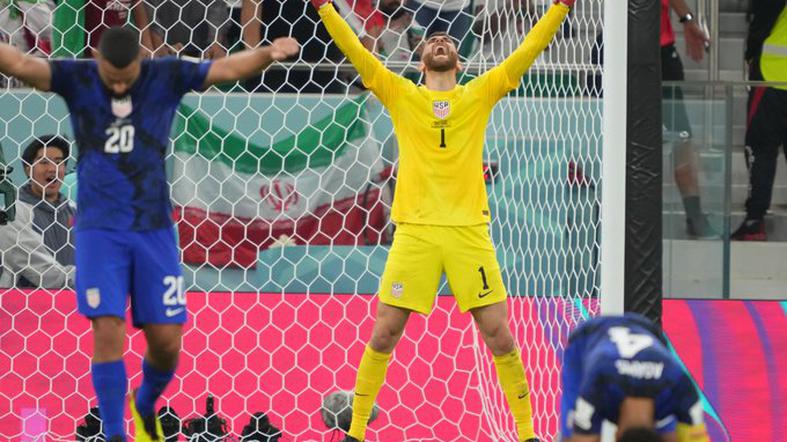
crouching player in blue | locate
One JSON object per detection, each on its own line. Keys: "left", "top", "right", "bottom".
{"left": 560, "top": 314, "right": 709, "bottom": 442}
{"left": 0, "top": 27, "right": 299, "bottom": 441}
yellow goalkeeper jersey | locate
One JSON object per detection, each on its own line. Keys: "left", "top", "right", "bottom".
{"left": 320, "top": 3, "right": 569, "bottom": 226}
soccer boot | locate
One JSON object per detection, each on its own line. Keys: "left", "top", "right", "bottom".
{"left": 130, "top": 390, "right": 164, "bottom": 441}
{"left": 731, "top": 218, "right": 767, "bottom": 241}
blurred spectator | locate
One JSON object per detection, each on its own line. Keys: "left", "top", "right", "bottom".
{"left": 225, "top": 0, "right": 244, "bottom": 50}
{"left": 240, "top": 0, "right": 384, "bottom": 50}
{"left": 372, "top": 0, "right": 424, "bottom": 64}
{"left": 332, "top": 0, "right": 384, "bottom": 51}
{"left": 146, "top": 0, "right": 229, "bottom": 58}
{"left": 0, "top": 135, "right": 75, "bottom": 288}
{"left": 225, "top": 0, "right": 262, "bottom": 51}
{"left": 51, "top": 0, "right": 153, "bottom": 57}
{"left": 474, "top": 0, "right": 533, "bottom": 62}
{"left": 0, "top": 0, "right": 53, "bottom": 54}
{"left": 85, "top": 0, "right": 152, "bottom": 54}
{"left": 406, "top": 0, "right": 473, "bottom": 56}
{"left": 732, "top": 0, "right": 787, "bottom": 241}
{"left": 661, "top": 0, "right": 714, "bottom": 238}
{"left": 585, "top": 0, "right": 713, "bottom": 238}
{"left": 475, "top": 0, "right": 572, "bottom": 64}
{"left": 243, "top": 0, "right": 343, "bottom": 93}
{"left": 0, "top": 0, "right": 53, "bottom": 87}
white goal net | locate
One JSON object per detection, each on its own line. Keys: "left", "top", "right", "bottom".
{"left": 0, "top": 0, "right": 604, "bottom": 440}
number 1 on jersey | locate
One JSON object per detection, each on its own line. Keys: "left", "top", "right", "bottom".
{"left": 439, "top": 128, "right": 446, "bottom": 148}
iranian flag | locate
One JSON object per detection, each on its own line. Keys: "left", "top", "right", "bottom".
{"left": 171, "top": 96, "right": 390, "bottom": 268}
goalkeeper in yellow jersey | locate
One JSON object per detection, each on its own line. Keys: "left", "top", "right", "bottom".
{"left": 311, "top": 0, "right": 574, "bottom": 440}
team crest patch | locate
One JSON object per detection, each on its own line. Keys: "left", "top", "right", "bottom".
{"left": 391, "top": 282, "right": 404, "bottom": 298}
{"left": 111, "top": 96, "right": 133, "bottom": 118}
{"left": 432, "top": 100, "right": 450, "bottom": 119}
{"left": 86, "top": 288, "right": 101, "bottom": 308}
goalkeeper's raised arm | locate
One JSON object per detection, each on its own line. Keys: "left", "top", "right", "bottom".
{"left": 478, "top": 0, "right": 573, "bottom": 102}
{"left": 502, "top": 1, "right": 572, "bottom": 78}
{"left": 311, "top": 0, "right": 404, "bottom": 105}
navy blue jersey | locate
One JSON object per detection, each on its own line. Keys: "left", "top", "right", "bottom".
{"left": 560, "top": 314, "right": 703, "bottom": 436}
{"left": 49, "top": 57, "right": 211, "bottom": 231}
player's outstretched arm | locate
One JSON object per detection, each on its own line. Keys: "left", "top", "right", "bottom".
{"left": 311, "top": 0, "right": 396, "bottom": 94}
{"left": 482, "top": 0, "right": 572, "bottom": 98}
{"left": 0, "top": 43, "right": 52, "bottom": 91}
{"left": 202, "top": 37, "right": 300, "bottom": 87}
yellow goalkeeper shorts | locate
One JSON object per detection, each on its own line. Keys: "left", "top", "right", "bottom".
{"left": 378, "top": 223, "right": 508, "bottom": 314}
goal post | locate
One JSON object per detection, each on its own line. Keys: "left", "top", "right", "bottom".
{"left": 600, "top": 0, "right": 628, "bottom": 316}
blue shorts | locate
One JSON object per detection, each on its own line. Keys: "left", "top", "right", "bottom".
{"left": 75, "top": 228, "right": 186, "bottom": 328}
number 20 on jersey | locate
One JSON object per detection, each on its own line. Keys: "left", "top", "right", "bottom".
{"left": 105, "top": 124, "right": 135, "bottom": 153}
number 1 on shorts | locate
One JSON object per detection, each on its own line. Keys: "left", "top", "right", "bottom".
{"left": 478, "top": 266, "right": 490, "bottom": 290}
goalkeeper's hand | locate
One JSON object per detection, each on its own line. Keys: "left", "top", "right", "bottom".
{"left": 554, "top": 0, "right": 575, "bottom": 7}
{"left": 310, "top": 0, "right": 330, "bottom": 10}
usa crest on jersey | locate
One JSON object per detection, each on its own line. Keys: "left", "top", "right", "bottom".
{"left": 432, "top": 100, "right": 450, "bottom": 119}
{"left": 111, "top": 96, "right": 133, "bottom": 118}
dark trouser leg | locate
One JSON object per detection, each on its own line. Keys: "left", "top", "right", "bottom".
{"left": 744, "top": 87, "right": 785, "bottom": 219}
{"left": 745, "top": 142, "right": 780, "bottom": 219}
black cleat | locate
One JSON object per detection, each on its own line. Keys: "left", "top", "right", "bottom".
{"left": 523, "top": 439, "right": 541, "bottom": 442}
{"left": 731, "top": 218, "right": 767, "bottom": 241}
{"left": 130, "top": 389, "right": 163, "bottom": 441}
{"left": 142, "top": 413, "right": 161, "bottom": 441}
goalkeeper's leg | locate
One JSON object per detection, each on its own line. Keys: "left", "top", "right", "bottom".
{"left": 471, "top": 302, "right": 537, "bottom": 442}
{"left": 347, "top": 302, "right": 410, "bottom": 441}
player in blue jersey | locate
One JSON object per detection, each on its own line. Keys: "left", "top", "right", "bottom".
{"left": 0, "top": 27, "right": 299, "bottom": 441}
{"left": 560, "top": 313, "right": 709, "bottom": 442}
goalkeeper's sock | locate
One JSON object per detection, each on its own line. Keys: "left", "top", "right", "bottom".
{"left": 92, "top": 359, "right": 128, "bottom": 439}
{"left": 493, "top": 349, "right": 536, "bottom": 441}
{"left": 348, "top": 345, "right": 391, "bottom": 440}
{"left": 135, "top": 358, "right": 175, "bottom": 418}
